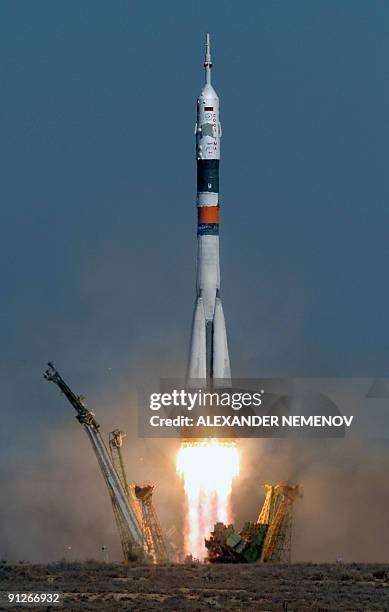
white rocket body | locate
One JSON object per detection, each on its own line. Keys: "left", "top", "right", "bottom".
{"left": 187, "top": 35, "right": 231, "bottom": 386}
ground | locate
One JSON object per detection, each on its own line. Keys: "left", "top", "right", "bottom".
{"left": 1, "top": 561, "right": 389, "bottom": 610}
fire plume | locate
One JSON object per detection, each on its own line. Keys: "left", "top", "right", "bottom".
{"left": 176, "top": 439, "right": 239, "bottom": 559}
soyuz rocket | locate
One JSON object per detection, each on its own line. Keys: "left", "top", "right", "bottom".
{"left": 187, "top": 34, "right": 231, "bottom": 386}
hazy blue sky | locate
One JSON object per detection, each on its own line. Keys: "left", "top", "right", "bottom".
{"left": 2, "top": 0, "right": 389, "bottom": 435}
{"left": 1, "top": 1, "right": 389, "bottom": 561}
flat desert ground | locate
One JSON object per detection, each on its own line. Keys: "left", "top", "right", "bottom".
{"left": 1, "top": 561, "right": 389, "bottom": 610}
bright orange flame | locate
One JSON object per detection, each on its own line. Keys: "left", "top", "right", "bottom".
{"left": 176, "top": 439, "right": 239, "bottom": 559}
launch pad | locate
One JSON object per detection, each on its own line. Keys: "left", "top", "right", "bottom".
{"left": 44, "top": 361, "right": 300, "bottom": 564}
{"left": 205, "top": 484, "right": 302, "bottom": 564}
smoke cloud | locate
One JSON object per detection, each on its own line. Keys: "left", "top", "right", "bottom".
{"left": 2, "top": 385, "right": 389, "bottom": 563}
{"left": 234, "top": 436, "right": 389, "bottom": 562}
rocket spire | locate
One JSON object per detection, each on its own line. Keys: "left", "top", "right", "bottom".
{"left": 204, "top": 33, "right": 212, "bottom": 84}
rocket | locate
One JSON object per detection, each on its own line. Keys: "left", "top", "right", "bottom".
{"left": 187, "top": 34, "right": 231, "bottom": 386}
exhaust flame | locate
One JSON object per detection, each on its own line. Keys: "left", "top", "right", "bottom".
{"left": 176, "top": 439, "right": 239, "bottom": 559}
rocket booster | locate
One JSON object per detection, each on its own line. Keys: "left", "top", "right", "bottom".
{"left": 187, "top": 34, "right": 231, "bottom": 385}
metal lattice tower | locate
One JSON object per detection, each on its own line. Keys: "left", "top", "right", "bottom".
{"left": 129, "top": 484, "right": 170, "bottom": 564}
{"left": 109, "top": 430, "right": 130, "bottom": 493}
{"left": 109, "top": 430, "right": 169, "bottom": 564}
{"left": 257, "top": 484, "right": 276, "bottom": 525}
{"left": 44, "top": 363, "right": 145, "bottom": 563}
{"left": 259, "top": 483, "right": 301, "bottom": 563}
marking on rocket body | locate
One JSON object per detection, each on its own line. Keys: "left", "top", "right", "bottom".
{"left": 199, "top": 123, "right": 215, "bottom": 138}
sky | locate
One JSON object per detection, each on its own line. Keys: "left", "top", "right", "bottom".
{"left": 1, "top": 0, "right": 389, "bottom": 561}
